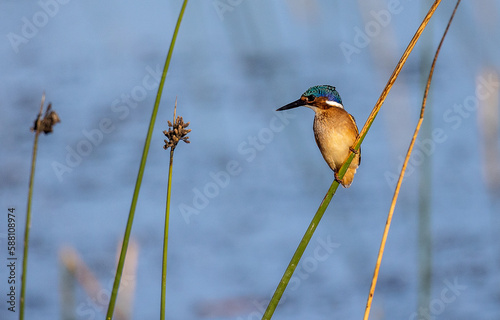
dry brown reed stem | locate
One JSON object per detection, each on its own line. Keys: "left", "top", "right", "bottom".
{"left": 351, "top": 0, "right": 441, "bottom": 153}
{"left": 262, "top": 2, "right": 444, "bottom": 320}
{"left": 362, "top": 2, "right": 461, "bottom": 319}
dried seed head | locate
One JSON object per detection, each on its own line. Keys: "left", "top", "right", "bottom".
{"left": 163, "top": 102, "right": 190, "bottom": 151}
{"left": 31, "top": 102, "right": 60, "bottom": 134}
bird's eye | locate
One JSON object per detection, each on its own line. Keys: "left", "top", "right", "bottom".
{"left": 306, "top": 95, "right": 315, "bottom": 102}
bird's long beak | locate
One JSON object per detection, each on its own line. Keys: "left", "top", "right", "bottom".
{"left": 276, "top": 99, "right": 307, "bottom": 111}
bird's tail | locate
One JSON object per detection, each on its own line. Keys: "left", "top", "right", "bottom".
{"left": 339, "top": 166, "right": 357, "bottom": 188}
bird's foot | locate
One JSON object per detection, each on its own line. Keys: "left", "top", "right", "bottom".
{"left": 334, "top": 173, "right": 344, "bottom": 186}
{"left": 349, "top": 146, "right": 359, "bottom": 154}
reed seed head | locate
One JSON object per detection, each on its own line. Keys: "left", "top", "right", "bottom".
{"left": 163, "top": 115, "right": 190, "bottom": 151}
{"left": 31, "top": 103, "right": 60, "bottom": 134}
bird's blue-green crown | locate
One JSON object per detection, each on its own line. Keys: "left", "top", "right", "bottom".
{"left": 302, "top": 85, "right": 342, "bottom": 105}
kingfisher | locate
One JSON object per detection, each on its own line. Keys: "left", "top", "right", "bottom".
{"left": 277, "top": 85, "right": 361, "bottom": 188}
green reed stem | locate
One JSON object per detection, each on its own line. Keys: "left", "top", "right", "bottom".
{"left": 160, "top": 148, "right": 174, "bottom": 320}
{"left": 20, "top": 138, "right": 38, "bottom": 320}
{"left": 262, "top": 180, "right": 340, "bottom": 319}
{"left": 20, "top": 95, "right": 45, "bottom": 320}
{"left": 417, "top": 0, "right": 434, "bottom": 313}
{"left": 262, "top": 1, "right": 442, "bottom": 319}
{"left": 105, "top": 1, "right": 189, "bottom": 319}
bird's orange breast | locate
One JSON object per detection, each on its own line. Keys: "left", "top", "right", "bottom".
{"left": 313, "top": 107, "right": 360, "bottom": 172}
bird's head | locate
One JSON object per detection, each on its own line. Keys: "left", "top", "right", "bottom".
{"left": 277, "top": 85, "right": 343, "bottom": 111}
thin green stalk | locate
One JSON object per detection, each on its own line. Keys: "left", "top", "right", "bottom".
{"left": 160, "top": 148, "right": 174, "bottom": 320}
{"left": 262, "top": 181, "right": 340, "bottom": 319}
{"left": 20, "top": 96, "right": 45, "bottom": 320}
{"left": 105, "top": 1, "right": 189, "bottom": 319}
{"left": 160, "top": 99, "right": 190, "bottom": 318}
{"left": 417, "top": 0, "right": 434, "bottom": 313}
{"left": 262, "top": 2, "right": 442, "bottom": 319}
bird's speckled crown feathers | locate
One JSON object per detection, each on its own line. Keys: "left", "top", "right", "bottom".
{"left": 302, "top": 85, "right": 342, "bottom": 105}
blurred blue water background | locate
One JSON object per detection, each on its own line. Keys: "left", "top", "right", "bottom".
{"left": 1, "top": 1, "right": 500, "bottom": 319}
